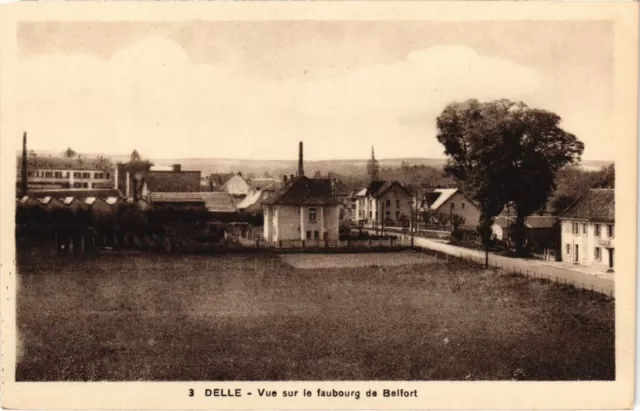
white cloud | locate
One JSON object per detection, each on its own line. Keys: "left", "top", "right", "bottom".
{"left": 9, "top": 37, "right": 546, "bottom": 160}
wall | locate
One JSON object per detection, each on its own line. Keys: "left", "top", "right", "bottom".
{"left": 560, "top": 220, "right": 615, "bottom": 270}
{"left": 438, "top": 192, "right": 480, "bottom": 227}
{"left": 377, "top": 188, "right": 412, "bottom": 224}
{"left": 18, "top": 167, "right": 113, "bottom": 190}
{"left": 268, "top": 204, "right": 341, "bottom": 242}
{"left": 224, "top": 175, "right": 250, "bottom": 196}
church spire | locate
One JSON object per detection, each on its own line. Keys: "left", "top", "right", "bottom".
{"left": 367, "top": 145, "right": 380, "bottom": 181}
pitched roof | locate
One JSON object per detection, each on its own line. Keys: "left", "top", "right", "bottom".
{"left": 145, "top": 171, "right": 201, "bottom": 193}
{"left": 267, "top": 176, "right": 339, "bottom": 206}
{"left": 209, "top": 173, "right": 235, "bottom": 187}
{"left": 358, "top": 180, "right": 411, "bottom": 198}
{"left": 559, "top": 188, "right": 615, "bottom": 222}
{"left": 428, "top": 188, "right": 459, "bottom": 211}
{"left": 524, "top": 215, "right": 557, "bottom": 229}
{"left": 247, "top": 178, "right": 280, "bottom": 191}
{"left": 236, "top": 190, "right": 263, "bottom": 210}
{"left": 148, "top": 192, "right": 237, "bottom": 213}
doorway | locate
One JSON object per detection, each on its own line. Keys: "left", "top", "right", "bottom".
{"left": 608, "top": 248, "right": 614, "bottom": 270}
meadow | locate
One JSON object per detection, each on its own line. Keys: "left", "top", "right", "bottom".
{"left": 15, "top": 248, "right": 614, "bottom": 381}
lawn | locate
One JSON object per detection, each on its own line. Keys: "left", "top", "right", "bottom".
{"left": 15, "top": 248, "right": 614, "bottom": 381}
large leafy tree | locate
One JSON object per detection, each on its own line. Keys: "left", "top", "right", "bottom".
{"left": 436, "top": 99, "right": 584, "bottom": 257}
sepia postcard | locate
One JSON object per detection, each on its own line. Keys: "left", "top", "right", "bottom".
{"left": 0, "top": 1, "right": 637, "bottom": 410}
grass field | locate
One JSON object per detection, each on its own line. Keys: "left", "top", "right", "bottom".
{"left": 15, "top": 249, "right": 614, "bottom": 381}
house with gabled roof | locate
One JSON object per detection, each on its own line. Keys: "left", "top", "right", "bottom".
{"left": 423, "top": 188, "right": 481, "bottom": 230}
{"left": 559, "top": 188, "right": 615, "bottom": 271}
{"left": 263, "top": 142, "right": 340, "bottom": 243}
{"left": 355, "top": 180, "right": 413, "bottom": 228}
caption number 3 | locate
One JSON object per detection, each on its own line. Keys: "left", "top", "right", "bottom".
{"left": 189, "top": 389, "right": 194, "bottom": 397}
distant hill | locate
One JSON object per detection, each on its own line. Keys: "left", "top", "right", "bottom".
{"left": 15, "top": 149, "right": 613, "bottom": 177}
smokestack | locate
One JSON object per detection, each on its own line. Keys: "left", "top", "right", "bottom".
{"left": 21, "top": 132, "right": 28, "bottom": 197}
{"left": 298, "top": 141, "right": 304, "bottom": 177}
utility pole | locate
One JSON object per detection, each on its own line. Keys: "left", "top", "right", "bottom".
{"left": 21, "top": 132, "right": 28, "bottom": 197}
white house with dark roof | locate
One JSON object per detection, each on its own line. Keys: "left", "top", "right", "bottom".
{"left": 559, "top": 188, "right": 615, "bottom": 271}
{"left": 263, "top": 142, "right": 340, "bottom": 243}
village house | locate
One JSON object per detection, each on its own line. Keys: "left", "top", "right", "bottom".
{"left": 222, "top": 172, "right": 251, "bottom": 198}
{"left": 355, "top": 181, "right": 413, "bottom": 228}
{"left": 263, "top": 142, "right": 340, "bottom": 244}
{"left": 423, "top": 188, "right": 481, "bottom": 229}
{"left": 559, "top": 188, "right": 615, "bottom": 271}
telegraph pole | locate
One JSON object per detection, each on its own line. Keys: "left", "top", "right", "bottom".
{"left": 21, "top": 132, "right": 28, "bottom": 197}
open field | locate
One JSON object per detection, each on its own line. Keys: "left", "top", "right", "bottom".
{"left": 280, "top": 252, "right": 439, "bottom": 269}
{"left": 15, "top": 249, "right": 614, "bottom": 381}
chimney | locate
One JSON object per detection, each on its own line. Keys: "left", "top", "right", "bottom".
{"left": 290, "top": 174, "right": 294, "bottom": 182}
{"left": 21, "top": 132, "right": 28, "bottom": 197}
{"left": 172, "top": 164, "right": 181, "bottom": 172}
{"left": 298, "top": 141, "right": 304, "bottom": 177}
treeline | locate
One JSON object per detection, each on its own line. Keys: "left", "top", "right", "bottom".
{"left": 549, "top": 164, "right": 614, "bottom": 214}
{"left": 308, "top": 161, "right": 450, "bottom": 191}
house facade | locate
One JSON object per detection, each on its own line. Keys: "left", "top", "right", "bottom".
{"left": 355, "top": 181, "right": 412, "bottom": 228}
{"left": 263, "top": 176, "right": 340, "bottom": 243}
{"left": 221, "top": 173, "right": 251, "bottom": 197}
{"left": 559, "top": 188, "right": 615, "bottom": 271}
{"left": 424, "top": 188, "right": 481, "bottom": 229}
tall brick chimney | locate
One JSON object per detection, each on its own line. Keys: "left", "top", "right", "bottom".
{"left": 298, "top": 141, "right": 304, "bottom": 177}
{"left": 20, "top": 132, "right": 28, "bottom": 197}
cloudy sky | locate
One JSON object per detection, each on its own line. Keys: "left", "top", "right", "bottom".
{"left": 12, "top": 21, "right": 613, "bottom": 161}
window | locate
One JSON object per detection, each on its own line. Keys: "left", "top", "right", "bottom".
{"left": 451, "top": 203, "right": 456, "bottom": 210}
{"left": 595, "top": 224, "right": 601, "bottom": 237}
{"left": 83, "top": 182, "right": 89, "bottom": 188}
{"left": 82, "top": 172, "right": 90, "bottom": 179}
{"left": 306, "top": 231, "right": 312, "bottom": 240}
{"left": 27, "top": 171, "right": 34, "bottom": 177}
{"left": 386, "top": 199, "right": 391, "bottom": 208}
{"left": 461, "top": 203, "right": 466, "bottom": 210}
{"left": 73, "top": 172, "right": 81, "bottom": 178}
{"left": 607, "top": 224, "right": 614, "bottom": 238}
{"left": 54, "top": 171, "right": 62, "bottom": 178}
{"left": 566, "top": 244, "right": 571, "bottom": 254}
{"left": 396, "top": 210, "right": 400, "bottom": 219}
{"left": 106, "top": 173, "right": 110, "bottom": 179}
{"left": 396, "top": 200, "right": 400, "bottom": 208}
{"left": 369, "top": 211, "right": 372, "bottom": 218}
{"left": 65, "top": 172, "right": 70, "bottom": 178}
{"left": 314, "top": 231, "right": 319, "bottom": 240}
{"left": 375, "top": 211, "right": 378, "bottom": 219}
{"left": 73, "top": 183, "right": 81, "bottom": 188}
{"left": 94, "top": 173, "right": 103, "bottom": 179}
{"left": 582, "top": 223, "right": 587, "bottom": 235}
{"left": 309, "top": 208, "right": 317, "bottom": 223}
{"left": 44, "top": 171, "right": 53, "bottom": 177}
{"left": 385, "top": 210, "right": 391, "bottom": 218}
{"left": 594, "top": 247, "right": 601, "bottom": 261}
